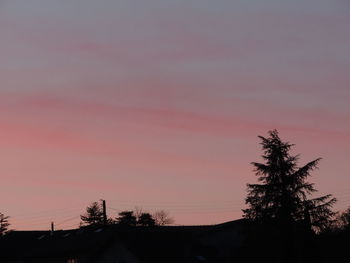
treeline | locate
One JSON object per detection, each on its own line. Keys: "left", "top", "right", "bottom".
{"left": 79, "top": 201, "right": 174, "bottom": 227}
{"left": 0, "top": 203, "right": 174, "bottom": 236}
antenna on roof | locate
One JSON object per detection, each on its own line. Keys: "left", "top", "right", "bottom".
{"left": 51, "top": 222, "right": 54, "bottom": 236}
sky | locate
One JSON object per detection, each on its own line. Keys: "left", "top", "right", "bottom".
{"left": 0, "top": 0, "right": 349, "bottom": 230}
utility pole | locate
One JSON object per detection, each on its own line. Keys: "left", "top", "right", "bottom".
{"left": 51, "top": 222, "right": 54, "bottom": 236}
{"left": 102, "top": 199, "right": 107, "bottom": 225}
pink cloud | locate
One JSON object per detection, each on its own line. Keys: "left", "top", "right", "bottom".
{"left": 4, "top": 91, "right": 349, "bottom": 138}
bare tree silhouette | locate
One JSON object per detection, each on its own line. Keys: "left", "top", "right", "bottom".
{"left": 153, "top": 210, "right": 174, "bottom": 226}
{"left": 333, "top": 206, "right": 350, "bottom": 231}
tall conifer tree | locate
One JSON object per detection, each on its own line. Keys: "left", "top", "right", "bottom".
{"left": 243, "top": 130, "right": 336, "bottom": 232}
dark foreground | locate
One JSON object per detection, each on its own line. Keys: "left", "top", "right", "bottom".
{"left": 0, "top": 219, "right": 348, "bottom": 263}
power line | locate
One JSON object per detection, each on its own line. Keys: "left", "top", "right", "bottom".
{"left": 11, "top": 208, "right": 81, "bottom": 219}
{"left": 110, "top": 199, "right": 244, "bottom": 206}
{"left": 9, "top": 194, "right": 350, "bottom": 230}
{"left": 107, "top": 205, "right": 241, "bottom": 215}
{"left": 56, "top": 216, "right": 80, "bottom": 226}
{"left": 10, "top": 205, "right": 84, "bottom": 218}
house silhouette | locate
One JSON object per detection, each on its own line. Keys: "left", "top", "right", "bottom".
{"left": 0, "top": 219, "right": 248, "bottom": 263}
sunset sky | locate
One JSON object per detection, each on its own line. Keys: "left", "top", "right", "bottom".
{"left": 1, "top": 0, "right": 350, "bottom": 230}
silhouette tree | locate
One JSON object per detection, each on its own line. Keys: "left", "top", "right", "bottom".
{"left": 243, "top": 130, "right": 336, "bottom": 232}
{"left": 137, "top": 212, "right": 156, "bottom": 226}
{"left": 116, "top": 211, "right": 137, "bottom": 226}
{"left": 133, "top": 206, "right": 144, "bottom": 220}
{"left": 153, "top": 210, "right": 174, "bottom": 226}
{"left": 243, "top": 130, "right": 336, "bottom": 262}
{"left": 334, "top": 206, "right": 350, "bottom": 231}
{"left": 0, "top": 213, "right": 10, "bottom": 236}
{"left": 80, "top": 202, "right": 105, "bottom": 226}
{"left": 114, "top": 208, "right": 173, "bottom": 227}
